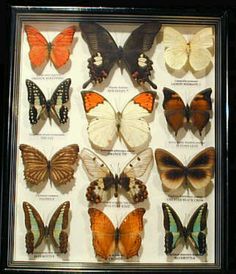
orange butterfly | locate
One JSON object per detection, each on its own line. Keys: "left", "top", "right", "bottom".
{"left": 88, "top": 208, "right": 145, "bottom": 260}
{"left": 24, "top": 25, "right": 76, "bottom": 68}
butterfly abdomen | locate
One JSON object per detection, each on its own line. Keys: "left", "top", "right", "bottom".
{"left": 115, "top": 227, "right": 120, "bottom": 246}
{"left": 46, "top": 100, "right": 52, "bottom": 117}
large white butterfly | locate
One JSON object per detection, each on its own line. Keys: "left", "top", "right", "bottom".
{"left": 163, "top": 27, "right": 214, "bottom": 71}
{"left": 80, "top": 148, "right": 153, "bottom": 203}
{"left": 81, "top": 91, "right": 157, "bottom": 150}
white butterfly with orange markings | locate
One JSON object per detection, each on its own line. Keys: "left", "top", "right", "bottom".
{"left": 81, "top": 91, "right": 157, "bottom": 150}
{"left": 163, "top": 27, "right": 214, "bottom": 71}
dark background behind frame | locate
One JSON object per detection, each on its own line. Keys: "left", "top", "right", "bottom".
{"left": 0, "top": 0, "right": 235, "bottom": 273}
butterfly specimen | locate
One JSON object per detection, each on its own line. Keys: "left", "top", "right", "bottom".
{"left": 155, "top": 147, "right": 215, "bottom": 191}
{"left": 19, "top": 144, "right": 79, "bottom": 185}
{"left": 25, "top": 25, "right": 75, "bottom": 68}
{"left": 81, "top": 91, "right": 157, "bottom": 150}
{"left": 88, "top": 207, "right": 145, "bottom": 260}
{"left": 80, "top": 22, "right": 161, "bottom": 89}
{"left": 162, "top": 87, "right": 212, "bottom": 136}
{"left": 23, "top": 201, "right": 70, "bottom": 254}
{"left": 81, "top": 148, "right": 153, "bottom": 203}
{"left": 163, "top": 27, "right": 214, "bottom": 71}
{"left": 26, "top": 78, "right": 71, "bottom": 125}
{"left": 162, "top": 202, "right": 208, "bottom": 255}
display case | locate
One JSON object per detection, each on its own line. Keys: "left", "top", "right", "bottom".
{"left": 0, "top": 5, "right": 228, "bottom": 273}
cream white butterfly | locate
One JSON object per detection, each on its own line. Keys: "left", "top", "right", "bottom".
{"left": 163, "top": 27, "right": 214, "bottom": 71}
{"left": 81, "top": 91, "right": 157, "bottom": 150}
{"left": 81, "top": 148, "right": 153, "bottom": 203}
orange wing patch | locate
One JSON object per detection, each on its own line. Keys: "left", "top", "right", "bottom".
{"left": 88, "top": 208, "right": 145, "bottom": 260}
{"left": 133, "top": 91, "right": 156, "bottom": 112}
{"left": 25, "top": 25, "right": 75, "bottom": 68}
{"left": 82, "top": 91, "right": 106, "bottom": 112}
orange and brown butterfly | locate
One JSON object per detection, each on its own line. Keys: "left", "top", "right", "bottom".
{"left": 155, "top": 147, "right": 215, "bottom": 191}
{"left": 88, "top": 208, "right": 145, "bottom": 260}
{"left": 24, "top": 25, "right": 76, "bottom": 68}
{"left": 19, "top": 144, "right": 79, "bottom": 185}
{"left": 23, "top": 201, "right": 70, "bottom": 254}
{"left": 162, "top": 87, "right": 212, "bottom": 136}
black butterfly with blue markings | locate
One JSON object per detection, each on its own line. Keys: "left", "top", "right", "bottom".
{"left": 23, "top": 201, "right": 70, "bottom": 254}
{"left": 80, "top": 22, "right": 161, "bottom": 89}
{"left": 162, "top": 202, "right": 208, "bottom": 255}
{"left": 26, "top": 78, "right": 71, "bottom": 125}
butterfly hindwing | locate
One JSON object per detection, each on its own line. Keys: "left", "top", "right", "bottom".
{"left": 23, "top": 201, "right": 70, "bottom": 254}
{"left": 19, "top": 144, "right": 79, "bottom": 186}
{"left": 186, "top": 203, "right": 208, "bottom": 255}
{"left": 80, "top": 22, "right": 160, "bottom": 89}
{"left": 162, "top": 87, "right": 212, "bottom": 135}
{"left": 88, "top": 208, "right": 145, "bottom": 260}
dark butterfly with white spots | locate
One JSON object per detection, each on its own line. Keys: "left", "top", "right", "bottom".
{"left": 162, "top": 202, "right": 208, "bottom": 255}
{"left": 81, "top": 148, "right": 153, "bottom": 203}
{"left": 23, "top": 201, "right": 70, "bottom": 254}
{"left": 80, "top": 22, "right": 161, "bottom": 89}
{"left": 26, "top": 78, "right": 71, "bottom": 125}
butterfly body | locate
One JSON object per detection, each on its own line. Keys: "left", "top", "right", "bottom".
{"left": 88, "top": 208, "right": 145, "bottom": 260}
{"left": 162, "top": 202, "right": 208, "bottom": 255}
{"left": 163, "top": 87, "right": 212, "bottom": 135}
{"left": 81, "top": 148, "right": 153, "bottom": 203}
{"left": 23, "top": 201, "right": 70, "bottom": 254}
{"left": 80, "top": 22, "right": 161, "bottom": 89}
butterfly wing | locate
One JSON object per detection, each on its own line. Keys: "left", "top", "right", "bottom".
{"left": 81, "top": 148, "right": 115, "bottom": 203}
{"left": 26, "top": 79, "right": 47, "bottom": 125}
{"left": 88, "top": 208, "right": 116, "bottom": 260}
{"left": 23, "top": 202, "right": 45, "bottom": 253}
{"left": 120, "top": 148, "right": 153, "bottom": 203}
{"left": 49, "top": 78, "right": 71, "bottom": 124}
{"left": 24, "top": 25, "right": 49, "bottom": 67}
{"left": 186, "top": 203, "right": 208, "bottom": 255}
{"left": 19, "top": 144, "right": 49, "bottom": 185}
{"left": 123, "top": 22, "right": 161, "bottom": 89}
{"left": 118, "top": 208, "right": 145, "bottom": 258}
{"left": 163, "top": 27, "right": 188, "bottom": 70}
{"left": 81, "top": 91, "right": 117, "bottom": 149}
{"left": 162, "top": 203, "right": 184, "bottom": 254}
{"left": 189, "top": 88, "right": 212, "bottom": 135}
{"left": 155, "top": 149, "right": 186, "bottom": 190}
{"left": 50, "top": 26, "right": 76, "bottom": 68}
{"left": 187, "top": 147, "right": 215, "bottom": 189}
{"left": 48, "top": 201, "right": 70, "bottom": 253}
{"left": 80, "top": 22, "right": 119, "bottom": 88}
{"left": 49, "top": 144, "right": 79, "bottom": 185}
{"left": 189, "top": 28, "right": 213, "bottom": 71}
{"left": 162, "top": 87, "right": 186, "bottom": 135}
{"left": 120, "top": 91, "right": 156, "bottom": 149}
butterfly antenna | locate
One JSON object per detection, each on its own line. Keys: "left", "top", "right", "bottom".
{"left": 82, "top": 78, "right": 92, "bottom": 89}
{"left": 146, "top": 78, "right": 157, "bottom": 90}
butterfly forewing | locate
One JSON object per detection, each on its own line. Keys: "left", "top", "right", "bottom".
{"left": 186, "top": 203, "right": 208, "bottom": 255}
{"left": 162, "top": 203, "right": 185, "bottom": 254}
{"left": 118, "top": 208, "right": 145, "bottom": 258}
{"left": 88, "top": 208, "right": 116, "bottom": 260}
{"left": 23, "top": 202, "right": 45, "bottom": 253}
{"left": 48, "top": 201, "right": 70, "bottom": 253}
{"left": 187, "top": 147, "right": 215, "bottom": 189}
{"left": 50, "top": 78, "right": 71, "bottom": 124}
{"left": 20, "top": 144, "right": 49, "bottom": 185}
{"left": 155, "top": 149, "right": 186, "bottom": 190}
{"left": 49, "top": 144, "right": 79, "bottom": 185}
